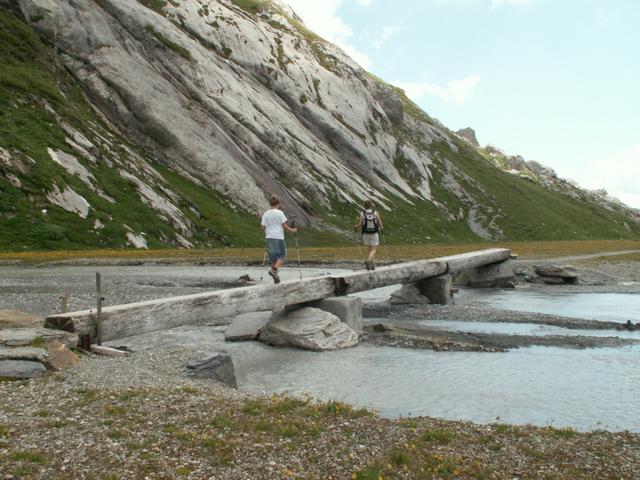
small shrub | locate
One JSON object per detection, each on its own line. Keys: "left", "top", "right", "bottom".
{"left": 391, "top": 449, "right": 410, "bottom": 466}
{"left": 421, "top": 428, "right": 455, "bottom": 445}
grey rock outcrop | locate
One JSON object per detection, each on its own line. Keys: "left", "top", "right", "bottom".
{"left": 456, "top": 128, "right": 479, "bottom": 147}
{"left": 259, "top": 307, "right": 358, "bottom": 351}
{"left": 16, "top": 0, "right": 438, "bottom": 226}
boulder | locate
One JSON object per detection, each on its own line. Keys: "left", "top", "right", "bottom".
{"left": 259, "top": 307, "right": 358, "bottom": 351}
{"left": 187, "top": 354, "right": 237, "bottom": 388}
{"left": 458, "top": 261, "right": 516, "bottom": 288}
{"left": 534, "top": 265, "right": 578, "bottom": 284}
{"left": 225, "top": 311, "right": 272, "bottom": 341}
{"left": 0, "top": 310, "right": 43, "bottom": 329}
{"left": 390, "top": 283, "right": 430, "bottom": 305}
{"left": 0, "top": 360, "right": 46, "bottom": 379}
{"left": 416, "top": 276, "right": 453, "bottom": 305}
{"left": 45, "top": 340, "right": 80, "bottom": 371}
{"left": 309, "top": 297, "right": 363, "bottom": 333}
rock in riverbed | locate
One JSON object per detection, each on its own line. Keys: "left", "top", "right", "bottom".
{"left": 187, "top": 354, "right": 237, "bottom": 388}
{"left": 259, "top": 307, "right": 358, "bottom": 351}
{"left": 534, "top": 265, "right": 578, "bottom": 284}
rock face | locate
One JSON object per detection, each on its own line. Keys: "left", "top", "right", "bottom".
{"left": 2, "top": 0, "right": 639, "bottom": 251}
{"left": 259, "top": 307, "right": 358, "bottom": 351}
{"left": 456, "top": 128, "right": 479, "bottom": 147}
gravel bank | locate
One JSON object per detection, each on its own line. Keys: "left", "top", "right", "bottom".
{"left": 2, "top": 347, "right": 640, "bottom": 479}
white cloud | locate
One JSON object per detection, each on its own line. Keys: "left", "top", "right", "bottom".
{"left": 393, "top": 74, "right": 481, "bottom": 104}
{"left": 434, "top": 0, "right": 534, "bottom": 6}
{"left": 578, "top": 144, "right": 640, "bottom": 209}
{"left": 373, "top": 26, "right": 401, "bottom": 48}
{"left": 356, "top": 0, "right": 374, "bottom": 5}
{"left": 284, "top": 0, "right": 372, "bottom": 69}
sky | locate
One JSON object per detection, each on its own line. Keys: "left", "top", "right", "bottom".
{"left": 284, "top": 0, "right": 640, "bottom": 208}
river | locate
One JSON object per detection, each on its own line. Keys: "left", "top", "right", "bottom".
{"left": 1, "top": 264, "right": 639, "bottom": 432}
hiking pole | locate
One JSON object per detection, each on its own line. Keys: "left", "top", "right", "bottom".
{"left": 259, "top": 246, "right": 268, "bottom": 282}
{"left": 353, "top": 227, "right": 365, "bottom": 269}
{"left": 380, "top": 228, "right": 389, "bottom": 266}
{"left": 294, "top": 232, "right": 302, "bottom": 281}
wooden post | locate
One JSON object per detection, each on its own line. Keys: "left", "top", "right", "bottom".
{"left": 59, "top": 290, "right": 69, "bottom": 314}
{"left": 96, "top": 272, "right": 104, "bottom": 346}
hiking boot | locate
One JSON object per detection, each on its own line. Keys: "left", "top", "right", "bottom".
{"left": 370, "top": 260, "right": 376, "bottom": 270}
{"left": 268, "top": 269, "right": 280, "bottom": 284}
{"left": 364, "top": 261, "right": 371, "bottom": 270}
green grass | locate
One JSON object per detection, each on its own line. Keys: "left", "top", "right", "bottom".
{"left": 136, "top": 0, "right": 167, "bottom": 15}
{"left": 144, "top": 25, "right": 191, "bottom": 60}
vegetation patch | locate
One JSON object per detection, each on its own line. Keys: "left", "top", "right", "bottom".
{"left": 136, "top": 0, "right": 167, "bottom": 15}
{"left": 144, "top": 25, "right": 191, "bottom": 60}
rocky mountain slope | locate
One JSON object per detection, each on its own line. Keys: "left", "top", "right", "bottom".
{"left": 1, "top": 0, "right": 639, "bottom": 251}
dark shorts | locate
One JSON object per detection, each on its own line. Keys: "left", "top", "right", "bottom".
{"left": 267, "top": 238, "right": 286, "bottom": 264}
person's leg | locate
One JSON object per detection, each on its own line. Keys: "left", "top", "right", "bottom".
{"left": 367, "top": 246, "right": 377, "bottom": 262}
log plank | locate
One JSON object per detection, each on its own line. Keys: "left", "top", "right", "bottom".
{"left": 45, "top": 248, "right": 510, "bottom": 341}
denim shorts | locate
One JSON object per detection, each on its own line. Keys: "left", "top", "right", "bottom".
{"left": 266, "top": 238, "right": 287, "bottom": 264}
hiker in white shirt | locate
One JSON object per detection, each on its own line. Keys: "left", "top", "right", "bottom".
{"left": 260, "top": 194, "right": 297, "bottom": 283}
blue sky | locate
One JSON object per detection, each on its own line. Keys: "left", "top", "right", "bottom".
{"left": 285, "top": 0, "right": 640, "bottom": 208}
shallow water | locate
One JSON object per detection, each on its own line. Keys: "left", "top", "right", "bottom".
{"left": 2, "top": 264, "right": 640, "bottom": 432}
{"left": 235, "top": 343, "right": 640, "bottom": 432}
{"left": 455, "top": 288, "right": 640, "bottom": 323}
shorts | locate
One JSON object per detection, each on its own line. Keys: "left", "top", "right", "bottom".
{"left": 362, "top": 233, "right": 379, "bottom": 246}
{"left": 266, "top": 238, "right": 287, "bottom": 264}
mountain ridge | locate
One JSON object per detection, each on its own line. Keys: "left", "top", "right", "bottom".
{"left": 0, "top": 0, "right": 638, "bottom": 251}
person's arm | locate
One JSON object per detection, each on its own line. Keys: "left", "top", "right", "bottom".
{"left": 283, "top": 222, "right": 297, "bottom": 233}
{"left": 353, "top": 213, "right": 362, "bottom": 231}
{"left": 260, "top": 213, "right": 266, "bottom": 233}
{"left": 376, "top": 212, "right": 383, "bottom": 232}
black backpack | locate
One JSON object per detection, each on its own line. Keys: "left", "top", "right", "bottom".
{"left": 361, "top": 209, "right": 379, "bottom": 234}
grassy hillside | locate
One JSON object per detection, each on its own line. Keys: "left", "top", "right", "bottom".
{"left": 0, "top": 9, "right": 340, "bottom": 251}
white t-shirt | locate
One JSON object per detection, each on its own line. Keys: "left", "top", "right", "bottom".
{"left": 261, "top": 208, "right": 288, "bottom": 239}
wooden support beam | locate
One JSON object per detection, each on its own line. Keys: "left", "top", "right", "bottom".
{"left": 44, "top": 248, "right": 510, "bottom": 342}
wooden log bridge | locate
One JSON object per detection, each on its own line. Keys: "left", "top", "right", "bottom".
{"left": 45, "top": 248, "right": 511, "bottom": 342}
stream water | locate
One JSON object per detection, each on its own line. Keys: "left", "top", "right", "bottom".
{"left": 1, "top": 264, "right": 639, "bottom": 432}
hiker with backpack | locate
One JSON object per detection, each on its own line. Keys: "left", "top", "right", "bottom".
{"left": 261, "top": 194, "right": 298, "bottom": 284}
{"left": 354, "top": 200, "right": 383, "bottom": 270}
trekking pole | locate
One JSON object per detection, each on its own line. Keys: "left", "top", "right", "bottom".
{"left": 294, "top": 232, "right": 302, "bottom": 281}
{"left": 381, "top": 228, "right": 389, "bottom": 266}
{"left": 353, "top": 227, "right": 365, "bottom": 269}
{"left": 259, "top": 246, "right": 268, "bottom": 282}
